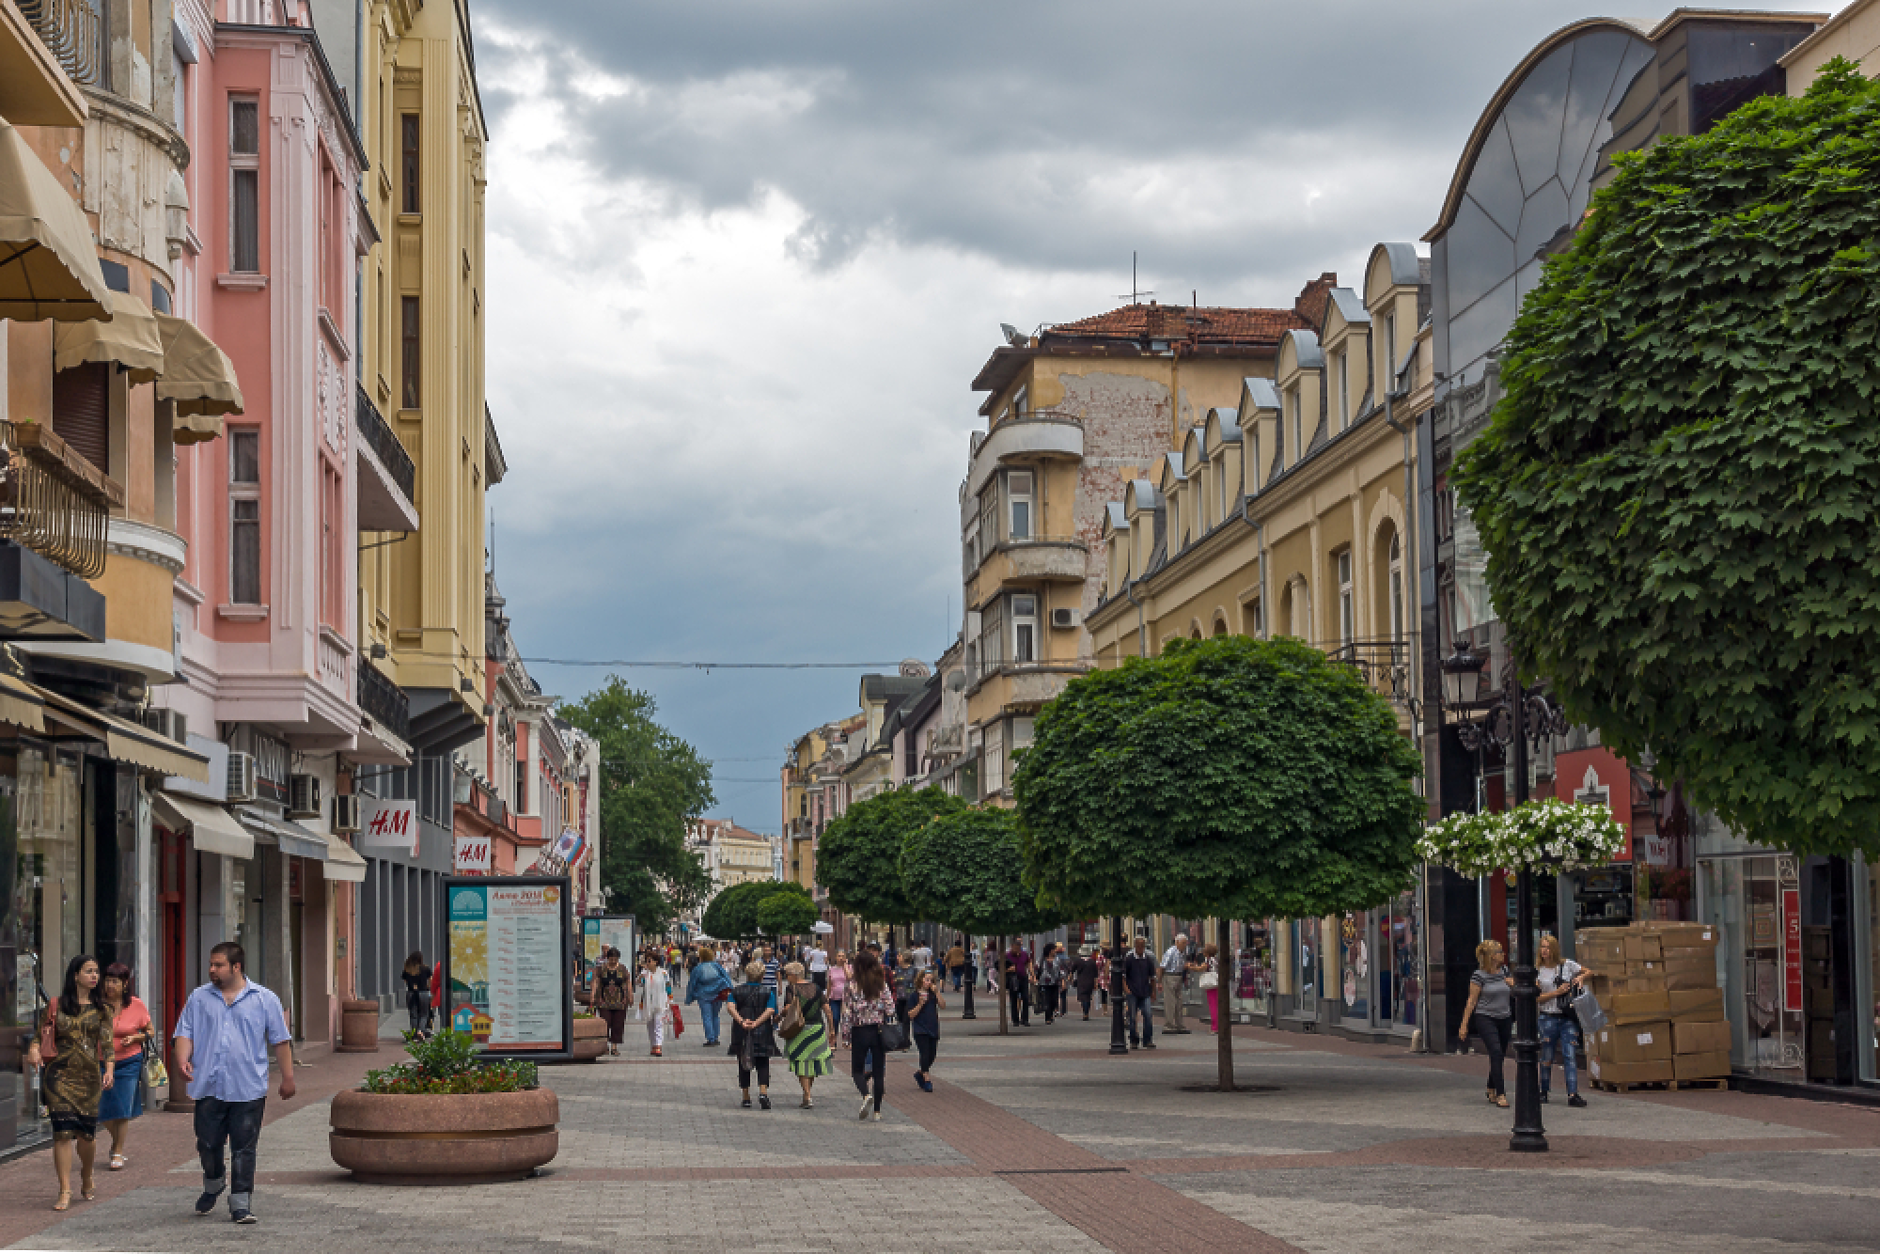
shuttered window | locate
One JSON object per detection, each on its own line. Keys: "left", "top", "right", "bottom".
{"left": 52, "top": 363, "right": 110, "bottom": 474}
{"left": 230, "top": 429, "right": 261, "bottom": 604}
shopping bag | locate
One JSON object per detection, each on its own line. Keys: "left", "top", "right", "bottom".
{"left": 671, "top": 1005, "right": 685, "bottom": 1037}
{"left": 1571, "top": 983, "right": 1607, "bottom": 1038}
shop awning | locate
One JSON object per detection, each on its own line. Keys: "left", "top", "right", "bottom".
{"left": 0, "top": 116, "right": 109, "bottom": 322}
{"left": 54, "top": 290, "right": 165, "bottom": 383}
{"left": 0, "top": 672, "right": 44, "bottom": 732}
{"left": 31, "top": 684, "right": 211, "bottom": 781}
{"left": 152, "top": 792, "right": 254, "bottom": 860}
{"left": 320, "top": 831, "right": 369, "bottom": 882}
{"left": 233, "top": 807, "right": 330, "bottom": 862}
{"left": 154, "top": 313, "right": 242, "bottom": 428}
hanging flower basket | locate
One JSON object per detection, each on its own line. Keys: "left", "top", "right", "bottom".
{"left": 1416, "top": 798, "right": 1627, "bottom": 876}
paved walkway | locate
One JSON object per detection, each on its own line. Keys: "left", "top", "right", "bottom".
{"left": 4, "top": 1004, "right": 1879, "bottom": 1252}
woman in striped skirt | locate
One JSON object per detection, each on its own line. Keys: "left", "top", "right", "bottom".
{"left": 779, "top": 962, "right": 834, "bottom": 1109}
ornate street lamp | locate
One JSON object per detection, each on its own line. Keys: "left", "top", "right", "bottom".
{"left": 1443, "top": 636, "right": 1568, "bottom": 1154}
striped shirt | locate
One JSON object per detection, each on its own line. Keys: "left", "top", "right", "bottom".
{"left": 762, "top": 958, "right": 780, "bottom": 990}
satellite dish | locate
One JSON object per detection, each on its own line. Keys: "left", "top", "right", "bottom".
{"left": 1001, "top": 323, "right": 1027, "bottom": 347}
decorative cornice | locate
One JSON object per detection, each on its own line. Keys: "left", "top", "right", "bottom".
{"left": 108, "top": 518, "right": 187, "bottom": 574}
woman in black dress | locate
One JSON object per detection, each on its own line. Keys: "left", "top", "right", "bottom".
{"left": 400, "top": 951, "right": 429, "bottom": 1035}
{"left": 725, "top": 961, "right": 779, "bottom": 1110}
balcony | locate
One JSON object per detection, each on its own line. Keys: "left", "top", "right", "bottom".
{"left": 356, "top": 385, "right": 418, "bottom": 532}
{"left": 17, "top": 0, "right": 102, "bottom": 87}
{"left": 356, "top": 656, "right": 410, "bottom": 744}
{"left": 965, "top": 414, "right": 1083, "bottom": 500}
{"left": 965, "top": 536, "right": 1087, "bottom": 608}
{"left": 1330, "top": 638, "right": 1416, "bottom": 711}
{"left": 0, "top": 420, "right": 120, "bottom": 581}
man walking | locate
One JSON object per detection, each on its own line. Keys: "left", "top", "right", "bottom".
{"left": 806, "top": 939, "right": 829, "bottom": 993}
{"left": 945, "top": 938, "right": 966, "bottom": 992}
{"left": 171, "top": 942, "right": 294, "bottom": 1224}
{"left": 1160, "top": 933, "right": 1192, "bottom": 1034}
{"left": 1122, "top": 934, "right": 1158, "bottom": 1049}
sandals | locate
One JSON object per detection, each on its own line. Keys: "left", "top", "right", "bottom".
{"left": 109, "top": 1154, "right": 128, "bottom": 1171}
{"left": 53, "top": 1190, "right": 70, "bottom": 1212}
{"left": 80, "top": 1176, "right": 96, "bottom": 1202}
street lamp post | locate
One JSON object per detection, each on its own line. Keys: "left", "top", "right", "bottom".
{"left": 1443, "top": 637, "right": 1567, "bottom": 1154}
{"left": 961, "top": 934, "right": 977, "bottom": 1019}
{"left": 1109, "top": 915, "right": 1129, "bottom": 1055}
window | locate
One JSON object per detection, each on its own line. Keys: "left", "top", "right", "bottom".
{"left": 1006, "top": 470, "right": 1032, "bottom": 540}
{"left": 400, "top": 113, "right": 420, "bottom": 213}
{"left": 1337, "top": 549, "right": 1354, "bottom": 645}
{"left": 1216, "top": 456, "right": 1230, "bottom": 525}
{"left": 51, "top": 363, "right": 110, "bottom": 473}
{"left": 1247, "top": 432, "right": 1260, "bottom": 492}
{"left": 1384, "top": 311, "right": 1398, "bottom": 389}
{"left": 1012, "top": 386, "right": 1027, "bottom": 418}
{"left": 1288, "top": 389, "right": 1302, "bottom": 466}
{"left": 230, "top": 98, "right": 260, "bottom": 273}
{"left": 1388, "top": 532, "right": 1406, "bottom": 642}
{"left": 1011, "top": 594, "right": 1036, "bottom": 664}
{"left": 230, "top": 429, "right": 261, "bottom": 604}
{"left": 978, "top": 482, "right": 997, "bottom": 549}
{"left": 982, "top": 737, "right": 1005, "bottom": 798}
{"left": 1249, "top": 596, "right": 1264, "bottom": 639}
{"left": 962, "top": 519, "right": 979, "bottom": 577}
{"left": 1338, "top": 350, "right": 1351, "bottom": 430}
{"left": 979, "top": 599, "right": 1004, "bottom": 675}
{"left": 400, "top": 296, "right": 420, "bottom": 409}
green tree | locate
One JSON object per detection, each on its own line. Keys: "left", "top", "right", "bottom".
{"left": 1014, "top": 635, "right": 1423, "bottom": 1087}
{"left": 558, "top": 677, "right": 713, "bottom": 936}
{"left": 701, "top": 880, "right": 810, "bottom": 940}
{"left": 815, "top": 786, "right": 966, "bottom": 942}
{"left": 901, "top": 807, "right": 1066, "bottom": 1034}
{"left": 755, "top": 890, "right": 822, "bottom": 939}
{"left": 1453, "top": 62, "right": 1880, "bottom": 859}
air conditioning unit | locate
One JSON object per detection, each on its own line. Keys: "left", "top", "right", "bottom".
{"left": 332, "top": 794, "right": 361, "bottom": 833}
{"left": 287, "top": 773, "right": 322, "bottom": 819}
{"left": 226, "top": 751, "right": 258, "bottom": 804}
{"left": 140, "top": 707, "right": 187, "bottom": 744}
{"left": 1051, "top": 607, "right": 1080, "bottom": 630}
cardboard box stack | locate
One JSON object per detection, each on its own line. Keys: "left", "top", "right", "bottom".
{"left": 1577, "top": 921, "right": 1729, "bottom": 1088}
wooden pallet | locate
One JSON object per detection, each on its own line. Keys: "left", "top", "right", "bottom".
{"left": 1591, "top": 1075, "right": 1729, "bottom": 1094}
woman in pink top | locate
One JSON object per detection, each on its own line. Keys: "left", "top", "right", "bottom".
{"left": 826, "top": 952, "right": 851, "bottom": 1035}
{"left": 97, "top": 962, "right": 154, "bottom": 1170}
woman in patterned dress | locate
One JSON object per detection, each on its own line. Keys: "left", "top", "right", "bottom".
{"left": 25, "top": 955, "right": 115, "bottom": 1211}
{"left": 779, "top": 962, "right": 833, "bottom": 1108}
{"left": 593, "top": 948, "right": 632, "bottom": 1056}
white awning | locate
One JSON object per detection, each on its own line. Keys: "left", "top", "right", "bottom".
{"left": 152, "top": 792, "right": 254, "bottom": 860}
{"left": 233, "top": 807, "right": 329, "bottom": 861}
{"left": 320, "top": 831, "right": 369, "bottom": 882}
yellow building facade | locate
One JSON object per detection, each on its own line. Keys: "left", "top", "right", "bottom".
{"left": 357, "top": 0, "right": 488, "bottom": 746}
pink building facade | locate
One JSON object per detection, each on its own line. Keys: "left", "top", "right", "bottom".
{"left": 153, "top": 0, "right": 377, "bottom": 1047}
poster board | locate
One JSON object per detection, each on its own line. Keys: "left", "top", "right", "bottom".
{"left": 442, "top": 875, "right": 573, "bottom": 1061}
{"left": 582, "top": 915, "right": 637, "bottom": 965}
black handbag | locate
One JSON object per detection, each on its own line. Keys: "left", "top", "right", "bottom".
{"left": 879, "top": 1018, "right": 909, "bottom": 1052}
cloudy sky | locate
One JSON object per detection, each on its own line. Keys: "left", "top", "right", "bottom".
{"left": 473, "top": 0, "right": 1832, "bottom": 832}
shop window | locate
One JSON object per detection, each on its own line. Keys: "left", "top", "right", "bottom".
{"left": 1339, "top": 913, "right": 1370, "bottom": 1021}
{"left": 1291, "top": 919, "right": 1318, "bottom": 1017}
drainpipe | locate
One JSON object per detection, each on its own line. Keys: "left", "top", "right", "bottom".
{"left": 1122, "top": 577, "right": 1148, "bottom": 658}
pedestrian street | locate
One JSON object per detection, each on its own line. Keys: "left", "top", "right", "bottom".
{"left": 2, "top": 1007, "right": 1876, "bottom": 1254}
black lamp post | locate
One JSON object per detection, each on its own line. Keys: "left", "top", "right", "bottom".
{"left": 961, "top": 933, "right": 977, "bottom": 1019}
{"left": 1442, "top": 637, "right": 1568, "bottom": 1154}
{"left": 1109, "top": 915, "right": 1129, "bottom": 1055}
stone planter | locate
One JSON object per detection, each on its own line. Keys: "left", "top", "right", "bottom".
{"left": 335, "top": 999, "right": 382, "bottom": 1053}
{"left": 556, "top": 1015, "right": 605, "bottom": 1063}
{"left": 329, "top": 1087, "right": 558, "bottom": 1184}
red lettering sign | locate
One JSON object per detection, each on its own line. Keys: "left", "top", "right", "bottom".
{"left": 360, "top": 798, "right": 419, "bottom": 856}
{"left": 1782, "top": 886, "right": 1802, "bottom": 1015}
{"left": 454, "top": 835, "right": 490, "bottom": 873}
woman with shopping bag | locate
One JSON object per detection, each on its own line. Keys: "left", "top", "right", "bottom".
{"left": 635, "top": 952, "right": 673, "bottom": 1057}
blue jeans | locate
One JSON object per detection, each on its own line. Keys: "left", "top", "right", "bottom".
{"left": 1126, "top": 992, "right": 1154, "bottom": 1045}
{"left": 695, "top": 996, "right": 723, "bottom": 1043}
{"left": 1539, "top": 1013, "right": 1579, "bottom": 1095}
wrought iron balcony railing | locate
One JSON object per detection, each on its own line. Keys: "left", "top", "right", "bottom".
{"left": 1329, "top": 637, "right": 1416, "bottom": 710}
{"left": 0, "top": 420, "right": 121, "bottom": 580}
{"left": 17, "top": 0, "right": 104, "bottom": 86}
{"left": 357, "top": 385, "right": 415, "bottom": 503}
{"left": 356, "top": 656, "right": 411, "bottom": 743}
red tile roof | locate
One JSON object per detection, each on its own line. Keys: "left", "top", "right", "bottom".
{"left": 1044, "top": 301, "right": 1309, "bottom": 347}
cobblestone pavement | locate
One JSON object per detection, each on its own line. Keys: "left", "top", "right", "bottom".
{"left": 5, "top": 1006, "right": 1880, "bottom": 1252}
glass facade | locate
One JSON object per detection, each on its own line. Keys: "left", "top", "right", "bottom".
{"left": 8, "top": 742, "right": 86, "bottom": 1145}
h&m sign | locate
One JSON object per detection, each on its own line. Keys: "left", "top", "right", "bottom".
{"left": 360, "top": 797, "right": 419, "bottom": 857}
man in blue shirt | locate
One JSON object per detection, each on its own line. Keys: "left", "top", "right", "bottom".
{"left": 172, "top": 941, "right": 294, "bottom": 1224}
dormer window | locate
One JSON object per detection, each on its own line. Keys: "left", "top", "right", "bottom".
{"left": 1288, "top": 390, "right": 1303, "bottom": 466}
{"left": 1216, "top": 456, "right": 1230, "bottom": 523}
{"left": 1384, "top": 311, "right": 1398, "bottom": 391}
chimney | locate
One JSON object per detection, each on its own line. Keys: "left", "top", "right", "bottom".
{"left": 1293, "top": 272, "right": 1339, "bottom": 331}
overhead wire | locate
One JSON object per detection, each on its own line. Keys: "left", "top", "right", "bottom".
{"left": 522, "top": 658, "right": 901, "bottom": 670}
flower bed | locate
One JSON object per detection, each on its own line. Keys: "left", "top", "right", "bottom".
{"left": 1417, "top": 797, "right": 1627, "bottom": 876}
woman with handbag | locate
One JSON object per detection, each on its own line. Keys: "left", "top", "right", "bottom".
{"left": 1458, "top": 939, "right": 1514, "bottom": 1107}
{"left": 685, "top": 945, "right": 733, "bottom": 1048}
{"left": 24, "top": 955, "right": 115, "bottom": 1210}
{"left": 1036, "top": 943, "right": 1061, "bottom": 1025}
{"left": 778, "top": 962, "right": 833, "bottom": 1107}
{"left": 97, "top": 962, "right": 153, "bottom": 1171}
{"left": 399, "top": 952, "right": 429, "bottom": 1036}
{"left": 726, "top": 961, "right": 779, "bottom": 1109}
{"left": 1536, "top": 934, "right": 1594, "bottom": 1108}
{"left": 635, "top": 953, "right": 673, "bottom": 1057}
{"left": 840, "top": 950, "right": 897, "bottom": 1122}
{"left": 1198, "top": 943, "right": 1222, "bottom": 1033}
{"left": 594, "top": 949, "right": 632, "bottom": 1056}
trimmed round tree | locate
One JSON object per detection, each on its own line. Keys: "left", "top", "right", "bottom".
{"left": 815, "top": 786, "right": 966, "bottom": 945}
{"left": 702, "top": 880, "right": 811, "bottom": 941}
{"left": 1014, "top": 635, "right": 1423, "bottom": 1088}
{"left": 901, "top": 807, "right": 1067, "bottom": 1035}
{"left": 1453, "top": 62, "right": 1880, "bottom": 860}
{"left": 756, "top": 889, "right": 821, "bottom": 940}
